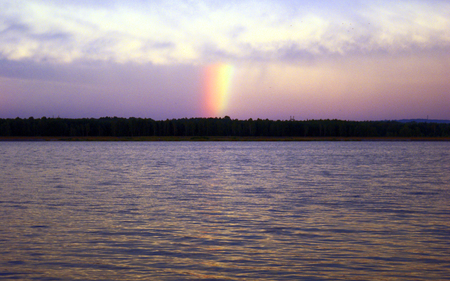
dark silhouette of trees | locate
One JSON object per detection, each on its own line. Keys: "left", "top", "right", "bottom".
{"left": 0, "top": 117, "right": 449, "bottom": 138}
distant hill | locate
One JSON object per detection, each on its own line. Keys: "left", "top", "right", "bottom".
{"left": 397, "top": 119, "right": 450, "bottom": 124}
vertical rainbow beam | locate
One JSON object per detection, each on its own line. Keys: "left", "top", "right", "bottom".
{"left": 203, "top": 63, "right": 234, "bottom": 117}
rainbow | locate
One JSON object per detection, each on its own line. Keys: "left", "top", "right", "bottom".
{"left": 202, "top": 63, "right": 234, "bottom": 117}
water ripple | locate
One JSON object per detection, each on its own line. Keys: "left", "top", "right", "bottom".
{"left": 0, "top": 142, "right": 449, "bottom": 280}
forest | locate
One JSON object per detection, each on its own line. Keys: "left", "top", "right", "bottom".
{"left": 1, "top": 116, "right": 449, "bottom": 138}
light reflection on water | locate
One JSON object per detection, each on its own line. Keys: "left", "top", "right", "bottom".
{"left": 0, "top": 142, "right": 449, "bottom": 280}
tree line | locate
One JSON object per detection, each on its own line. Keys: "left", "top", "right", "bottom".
{"left": 1, "top": 116, "right": 449, "bottom": 137}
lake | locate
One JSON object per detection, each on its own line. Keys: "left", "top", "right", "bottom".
{"left": 0, "top": 141, "right": 449, "bottom": 280}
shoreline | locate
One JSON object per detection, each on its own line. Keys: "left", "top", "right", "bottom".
{"left": 1, "top": 136, "right": 450, "bottom": 141}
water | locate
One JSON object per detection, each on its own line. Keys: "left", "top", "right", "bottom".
{"left": 0, "top": 141, "right": 449, "bottom": 280}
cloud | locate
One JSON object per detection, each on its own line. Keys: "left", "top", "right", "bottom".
{"left": 0, "top": 0, "right": 449, "bottom": 64}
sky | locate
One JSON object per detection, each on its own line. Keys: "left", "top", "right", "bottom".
{"left": 1, "top": 0, "right": 449, "bottom": 121}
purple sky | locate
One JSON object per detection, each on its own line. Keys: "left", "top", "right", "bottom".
{"left": 1, "top": 0, "right": 449, "bottom": 120}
